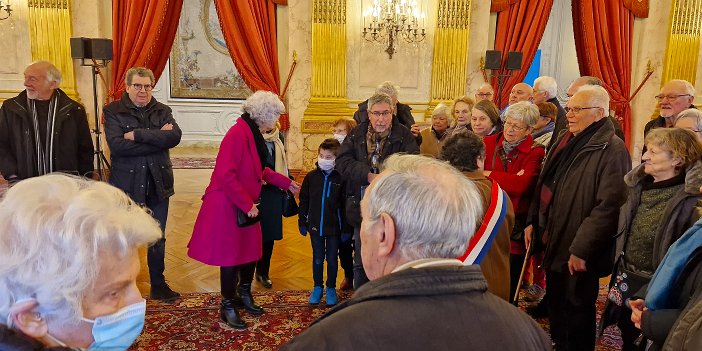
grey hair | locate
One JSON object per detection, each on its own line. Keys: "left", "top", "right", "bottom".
{"left": 666, "top": 79, "right": 695, "bottom": 96}
{"left": 376, "top": 81, "right": 399, "bottom": 98}
{"left": 675, "top": 108, "right": 702, "bottom": 129}
{"left": 432, "top": 102, "right": 453, "bottom": 123}
{"left": 368, "top": 93, "right": 393, "bottom": 112}
{"left": 125, "top": 67, "right": 155, "bottom": 86}
{"left": 0, "top": 174, "right": 161, "bottom": 325}
{"left": 365, "top": 154, "right": 483, "bottom": 260}
{"left": 504, "top": 101, "right": 539, "bottom": 127}
{"left": 534, "top": 76, "right": 558, "bottom": 99}
{"left": 242, "top": 90, "right": 285, "bottom": 127}
{"left": 30, "top": 61, "right": 62, "bottom": 87}
{"left": 576, "top": 84, "right": 610, "bottom": 110}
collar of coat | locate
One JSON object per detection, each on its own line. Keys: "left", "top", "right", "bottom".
{"left": 114, "top": 91, "right": 165, "bottom": 114}
{"left": 5, "top": 88, "right": 81, "bottom": 116}
{"left": 625, "top": 159, "right": 702, "bottom": 195}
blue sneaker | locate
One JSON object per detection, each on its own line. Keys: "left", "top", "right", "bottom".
{"left": 325, "top": 287, "right": 337, "bottom": 306}
{"left": 309, "top": 286, "right": 323, "bottom": 305}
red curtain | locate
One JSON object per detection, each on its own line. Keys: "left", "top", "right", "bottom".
{"left": 110, "top": 0, "right": 184, "bottom": 100}
{"left": 214, "top": 0, "right": 289, "bottom": 130}
{"left": 491, "top": 0, "right": 554, "bottom": 109}
{"left": 572, "top": 0, "right": 633, "bottom": 144}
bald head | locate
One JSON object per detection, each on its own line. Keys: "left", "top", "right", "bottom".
{"left": 567, "top": 76, "right": 603, "bottom": 97}
{"left": 508, "top": 83, "right": 533, "bottom": 105}
{"left": 475, "top": 84, "right": 495, "bottom": 102}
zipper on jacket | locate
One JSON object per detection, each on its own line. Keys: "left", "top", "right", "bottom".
{"left": 319, "top": 172, "right": 330, "bottom": 237}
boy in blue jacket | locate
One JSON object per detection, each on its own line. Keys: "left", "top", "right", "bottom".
{"left": 299, "top": 139, "right": 347, "bottom": 306}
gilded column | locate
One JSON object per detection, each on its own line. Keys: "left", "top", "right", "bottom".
{"left": 302, "top": 0, "right": 354, "bottom": 130}
{"left": 27, "top": 0, "right": 80, "bottom": 101}
{"left": 428, "top": 0, "right": 471, "bottom": 115}
{"left": 661, "top": 0, "right": 702, "bottom": 85}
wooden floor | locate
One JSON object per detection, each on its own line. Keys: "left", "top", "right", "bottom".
{"left": 136, "top": 154, "right": 343, "bottom": 296}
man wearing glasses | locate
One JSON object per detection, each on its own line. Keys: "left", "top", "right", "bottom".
{"left": 104, "top": 67, "right": 182, "bottom": 301}
{"left": 644, "top": 79, "right": 696, "bottom": 137}
{"left": 337, "top": 92, "right": 419, "bottom": 289}
{"left": 475, "top": 83, "right": 495, "bottom": 102}
{"left": 524, "top": 85, "right": 630, "bottom": 351}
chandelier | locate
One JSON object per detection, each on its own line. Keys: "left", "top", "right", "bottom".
{"left": 362, "top": 0, "right": 426, "bottom": 59}
{"left": 0, "top": 0, "right": 12, "bottom": 20}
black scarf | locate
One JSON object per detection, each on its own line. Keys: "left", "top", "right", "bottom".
{"left": 241, "top": 113, "right": 268, "bottom": 171}
{"left": 542, "top": 118, "right": 607, "bottom": 193}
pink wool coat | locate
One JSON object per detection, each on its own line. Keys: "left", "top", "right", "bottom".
{"left": 187, "top": 118, "right": 292, "bottom": 267}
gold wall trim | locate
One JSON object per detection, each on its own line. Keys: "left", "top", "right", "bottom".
{"left": 662, "top": 0, "right": 702, "bottom": 85}
{"left": 428, "top": 0, "right": 471, "bottom": 116}
{"left": 27, "top": 0, "right": 80, "bottom": 102}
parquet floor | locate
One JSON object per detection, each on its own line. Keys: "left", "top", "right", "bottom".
{"left": 137, "top": 149, "right": 341, "bottom": 296}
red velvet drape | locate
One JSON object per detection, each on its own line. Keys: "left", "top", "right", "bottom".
{"left": 214, "top": 0, "right": 288, "bottom": 130}
{"left": 572, "top": 0, "right": 633, "bottom": 144}
{"left": 110, "top": 0, "right": 184, "bottom": 100}
{"left": 491, "top": 0, "right": 554, "bottom": 109}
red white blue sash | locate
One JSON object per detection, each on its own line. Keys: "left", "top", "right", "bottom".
{"left": 458, "top": 179, "right": 507, "bottom": 265}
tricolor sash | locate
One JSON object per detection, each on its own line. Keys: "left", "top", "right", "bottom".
{"left": 458, "top": 179, "right": 508, "bottom": 265}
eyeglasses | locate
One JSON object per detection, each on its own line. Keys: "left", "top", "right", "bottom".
{"left": 476, "top": 93, "right": 493, "bottom": 98}
{"left": 369, "top": 110, "right": 391, "bottom": 117}
{"left": 654, "top": 94, "right": 691, "bottom": 102}
{"left": 564, "top": 106, "right": 601, "bottom": 114}
{"left": 130, "top": 83, "right": 154, "bottom": 92}
{"left": 503, "top": 122, "right": 528, "bottom": 132}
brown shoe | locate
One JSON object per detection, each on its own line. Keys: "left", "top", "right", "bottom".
{"left": 339, "top": 277, "right": 353, "bottom": 291}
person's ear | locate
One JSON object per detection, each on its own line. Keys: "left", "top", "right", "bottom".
{"left": 10, "top": 300, "right": 48, "bottom": 339}
{"left": 476, "top": 156, "right": 485, "bottom": 170}
{"left": 376, "top": 213, "right": 396, "bottom": 257}
{"left": 672, "top": 156, "right": 683, "bottom": 168}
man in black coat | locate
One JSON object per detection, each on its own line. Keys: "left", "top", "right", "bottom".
{"left": 104, "top": 67, "right": 182, "bottom": 301}
{"left": 337, "top": 92, "right": 419, "bottom": 289}
{"left": 352, "top": 81, "right": 422, "bottom": 145}
{"left": 283, "top": 154, "right": 551, "bottom": 351}
{"left": 0, "top": 61, "right": 93, "bottom": 182}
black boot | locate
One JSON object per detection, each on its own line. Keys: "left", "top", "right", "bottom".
{"left": 220, "top": 299, "right": 246, "bottom": 330}
{"left": 236, "top": 283, "right": 264, "bottom": 315}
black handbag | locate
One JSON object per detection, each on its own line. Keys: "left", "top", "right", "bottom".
{"left": 237, "top": 200, "right": 261, "bottom": 227}
{"left": 282, "top": 190, "right": 298, "bottom": 217}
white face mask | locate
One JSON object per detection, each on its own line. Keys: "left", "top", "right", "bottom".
{"left": 318, "top": 157, "right": 335, "bottom": 171}
{"left": 333, "top": 133, "right": 346, "bottom": 143}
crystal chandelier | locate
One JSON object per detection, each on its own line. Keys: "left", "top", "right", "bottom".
{"left": 362, "top": 0, "right": 426, "bottom": 59}
{"left": 0, "top": 0, "right": 12, "bottom": 20}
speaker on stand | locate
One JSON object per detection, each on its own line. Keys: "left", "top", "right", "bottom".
{"left": 484, "top": 50, "right": 524, "bottom": 109}
{"left": 70, "top": 37, "right": 113, "bottom": 181}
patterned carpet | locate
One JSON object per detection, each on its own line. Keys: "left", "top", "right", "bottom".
{"left": 171, "top": 157, "right": 216, "bottom": 169}
{"left": 131, "top": 286, "right": 622, "bottom": 350}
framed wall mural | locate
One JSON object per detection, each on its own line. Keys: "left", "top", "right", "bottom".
{"left": 169, "top": 0, "right": 252, "bottom": 99}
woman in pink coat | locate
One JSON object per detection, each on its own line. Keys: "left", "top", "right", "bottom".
{"left": 188, "top": 91, "right": 300, "bottom": 330}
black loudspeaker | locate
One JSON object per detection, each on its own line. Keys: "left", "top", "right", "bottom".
{"left": 70, "top": 37, "right": 113, "bottom": 60}
{"left": 485, "top": 50, "right": 502, "bottom": 70}
{"left": 70, "top": 37, "right": 90, "bottom": 59}
{"left": 506, "top": 51, "right": 523, "bottom": 70}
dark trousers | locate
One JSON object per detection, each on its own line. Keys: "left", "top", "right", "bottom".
{"left": 352, "top": 226, "right": 369, "bottom": 288}
{"left": 145, "top": 195, "right": 169, "bottom": 286}
{"left": 509, "top": 253, "right": 526, "bottom": 303}
{"left": 310, "top": 234, "right": 340, "bottom": 288}
{"left": 547, "top": 269, "right": 600, "bottom": 351}
{"left": 220, "top": 262, "right": 256, "bottom": 299}
{"left": 617, "top": 306, "right": 645, "bottom": 351}
{"left": 338, "top": 237, "right": 354, "bottom": 279}
{"left": 256, "top": 241, "right": 275, "bottom": 278}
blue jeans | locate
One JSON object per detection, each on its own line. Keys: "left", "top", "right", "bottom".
{"left": 145, "top": 195, "right": 169, "bottom": 285}
{"left": 310, "top": 234, "right": 340, "bottom": 288}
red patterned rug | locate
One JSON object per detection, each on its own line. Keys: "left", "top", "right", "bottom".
{"left": 131, "top": 286, "right": 622, "bottom": 350}
{"left": 171, "top": 157, "right": 216, "bottom": 169}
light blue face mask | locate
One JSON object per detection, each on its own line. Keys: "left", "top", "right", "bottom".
{"left": 82, "top": 299, "right": 146, "bottom": 350}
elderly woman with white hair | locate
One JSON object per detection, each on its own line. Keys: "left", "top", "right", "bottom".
{"left": 674, "top": 108, "right": 702, "bottom": 142}
{"left": 187, "top": 91, "right": 300, "bottom": 330}
{"left": 0, "top": 174, "right": 162, "bottom": 350}
{"left": 419, "top": 102, "right": 453, "bottom": 157}
{"left": 483, "top": 101, "right": 546, "bottom": 302}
